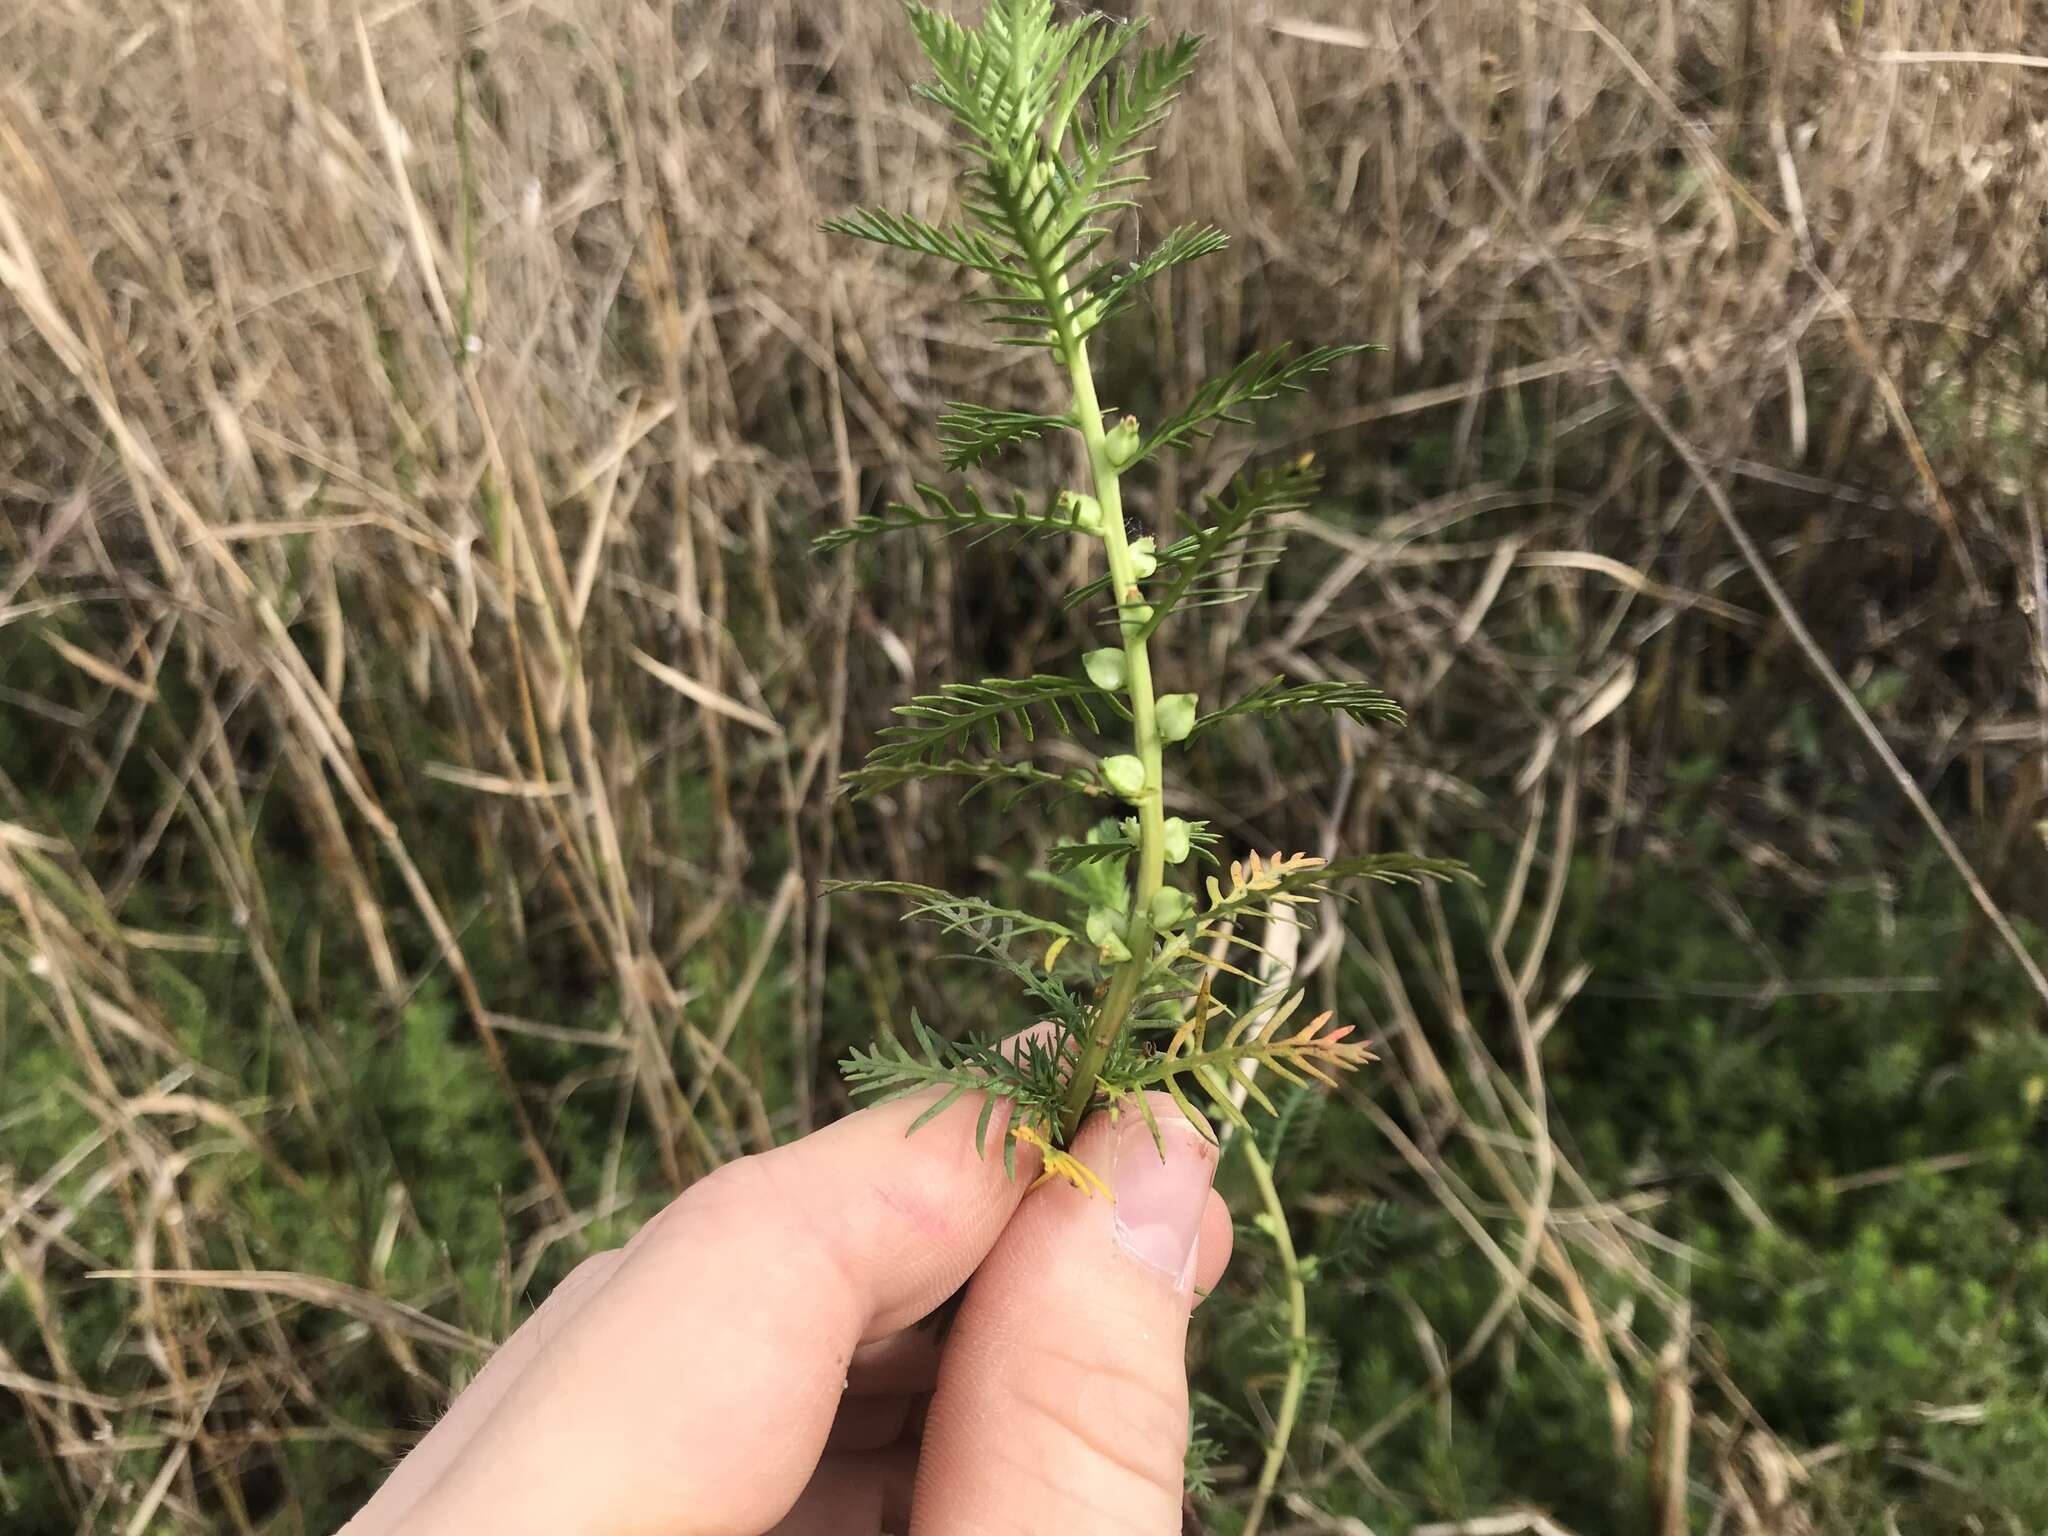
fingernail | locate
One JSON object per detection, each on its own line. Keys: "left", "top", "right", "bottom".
{"left": 1111, "top": 1110, "right": 1217, "bottom": 1288}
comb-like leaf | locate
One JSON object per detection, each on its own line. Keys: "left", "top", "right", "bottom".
{"left": 822, "top": 879, "right": 1078, "bottom": 945}
{"left": 1191, "top": 679, "right": 1407, "bottom": 738}
{"left": 1080, "top": 222, "right": 1228, "bottom": 328}
{"left": 1199, "top": 849, "right": 1467, "bottom": 927}
{"left": 1100, "top": 986, "right": 1378, "bottom": 1113}
{"left": 1045, "top": 17, "right": 1142, "bottom": 153}
{"left": 820, "top": 207, "right": 1030, "bottom": 282}
{"left": 813, "top": 482, "right": 1084, "bottom": 552}
{"left": 1065, "top": 459, "right": 1319, "bottom": 629}
{"left": 1138, "top": 344, "right": 1373, "bottom": 464}
{"left": 819, "top": 1, "right": 1456, "bottom": 1165}
{"left": 866, "top": 885, "right": 1095, "bottom": 1027}
{"left": 1047, "top": 816, "right": 1220, "bottom": 868}
{"left": 840, "top": 1008, "right": 1078, "bottom": 1157}
{"left": 937, "top": 402, "right": 1072, "bottom": 469}
{"left": 840, "top": 756, "right": 1103, "bottom": 805}
{"left": 906, "top": 2, "right": 1043, "bottom": 159}
{"left": 1045, "top": 839, "right": 1133, "bottom": 870}
{"left": 861, "top": 675, "right": 1108, "bottom": 771}
{"left": 1053, "top": 33, "right": 1203, "bottom": 252}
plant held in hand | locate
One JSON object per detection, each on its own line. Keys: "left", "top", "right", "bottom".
{"left": 820, "top": 0, "right": 1455, "bottom": 1184}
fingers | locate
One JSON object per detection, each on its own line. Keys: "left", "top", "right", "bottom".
{"left": 847, "top": 1320, "right": 944, "bottom": 1394}
{"left": 766, "top": 1444, "right": 919, "bottom": 1536}
{"left": 832, "top": 1178, "right": 1227, "bottom": 1405}
{"left": 342, "top": 1249, "right": 625, "bottom": 1535}
{"left": 826, "top": 1393, "right": 916, "bottom": 1452}
{"left": 1193, "top": 1188, "right": 1233, "bottom": 1302}
{"left": 401, "top": 1088, "right": 1038, "bottom": 1536}
{"left": 829, "top": 1191, "right": 1226, "bottom": 1459}
{"left": 912, "top": 1096, "right": 1222, "bottom": 1535}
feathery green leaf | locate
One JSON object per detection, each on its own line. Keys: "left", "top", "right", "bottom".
{"left": 842, "top": 1009, "right": 1074, "bottom": 1153}
{"left": 906, "top": 2, "right": 1047, "bottom": 160}
{"left": 1139, "top": 344, "right": 1373, "bottom": 463}
{"left": 818, "top": 2, "right": 1453, "bottom": 1164}
{"left": 1199, "top": 850, "right": 1467, "bottom": 928}
{"left": 849, "top": 885, "right": 1095, "bottom": 1026}
{"left": 1048, "top": 816, "right": 1219, "bottom": 869}
{"left": 1044, "top": 17, "right": 1141, "bottom": 153}
{"left": 813, "top": 482, "right": 1084, "bottom": 552}
{"left": 1080, "top": 222, "right": 1228, "bottom": 328}
{"left": 1067, "top": 458, "right": 1318, "bottom": 624}
{"left": 937, "top": 402, "right": 1072, "bottom": 469}
{"left": 821, "top": 879, "right": 1079, "bottom": 945}
{"left": 862, "top": 675, "right": 1109, "bottom": 771}
{"left": 1053, "top": 33, "right": 1202, "bottom": 251}
{"left": 820, "top": 207, "right": 1029, "bottom": 281}
{"left": 1191, "top": 679, "right": 1407, "bottom": 738}
{"left": 840, "top": 757, "right": 1103, "bottom": 805}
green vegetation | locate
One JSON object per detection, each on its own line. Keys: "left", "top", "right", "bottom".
{"left": 1210, "top": 851, "right": 2048, "bottom": 1532}
{"left": 817, "top": 1, "right": 1452, "bottom": 1189}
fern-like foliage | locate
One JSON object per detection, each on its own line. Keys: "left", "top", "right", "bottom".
{"left": 820, "top": 207, "right": 1026, "bottom": 279}
{"left": 822, "top": 879, "right": 1078, "bottom": 946}
{"left": 1067, "top": 458, "right": 1319, "bottom": 620}
{"left": 1190, "top": 679, "right": 1407, "bottom": 737}
{"left": 938, "top": 403, "right": 1072, "bottom": 468}
{"left": 841, "top": 757, "right": 1102, "bottom": 804}
{"left": 1086, "top": 222, "right": 1228, "bottom": 325}
{"left": 1112, "top": 985, "right": 1377, "bottom": 1134}
{"left": 1254, "top": 1080, "right": 1330, "bottom": 1166}
{"left": 1199, "top": 851, "right": 1464, "bottom": 928}
{"left": 1050, "top": 31, "right": 1202, "bottom": 266}
{"left": 843, "top": 1014, "right": 1073, "bottom": 1177}
{"left": 861, "top": 675, "right": 1110, "bottom": 773}
{"left": 822, "top": 1, "right": 1458, "bottom": 1169}
{"left": 1044, "top": 838, "right": 1135, "bottom": 871}
{"left": 814, "top": 482, "right": 1085, "bottom": 552}
{"left": 846, "top": 883, "right": 1096, "bottom": 1033}
{"left": 823, "top": 3, "right": 1211, "bottom": 358}
{"left": 1140, "top": 344, "right": 1376, "bottom": 462}
{"left": 1047, "top": 816, "right": 1219, "bottom": 870}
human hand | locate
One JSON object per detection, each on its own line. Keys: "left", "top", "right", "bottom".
{"left": 340, "top": 1085, "right": 1232, "bottom": 1535}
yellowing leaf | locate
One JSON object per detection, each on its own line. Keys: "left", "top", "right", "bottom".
{"left": 1012, "top": 1125, "right": 1111, "bottom": 1199}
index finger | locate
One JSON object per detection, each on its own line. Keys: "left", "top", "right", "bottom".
{"left": 402, "top": 1088, "right": 1038, "bottom": 1536}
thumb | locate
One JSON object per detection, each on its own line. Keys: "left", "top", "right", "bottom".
{"left": 911, "top": 1094, "right": 1222, "bottom": 1535}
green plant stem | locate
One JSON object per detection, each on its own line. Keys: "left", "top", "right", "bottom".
{"left": 1237, "top": 1130, "right": 1307, "bottom": 1536}
{"left": 1057, "top": 341, "right": 1167, "bottom": 1141}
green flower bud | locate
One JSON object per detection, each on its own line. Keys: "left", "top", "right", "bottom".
{"left": 1099, "top": 753, "right": 1147, "bottom": 800}
{"left": 1149, "top": 885, "right": 1192, "bottom": 929}
{"left": 1083, "top": 647, "right": 1127, "bottom": 692}
{"left": 1058, "top": 490, "right": 1103, "bottom": 532}
{"left": 1162, "top": 817, "right": 1192, "bottom": 865}
{"left": 1127, "top": 536, "right": 1157, "bottom": 580}
{"left": 1121, "top": 601, "right": 1154, "bottom": 629}
{"left": 1103, "top": 414, "right": 1142, "bottom": 469}
{"left": 1086, "top": 905, "right": 1131, "bottom": 962}
{"left": 1156, "top": 692, "right": 1197, "bottom": 744}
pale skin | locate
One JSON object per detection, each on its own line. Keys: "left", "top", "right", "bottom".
{"left": 341, "top": 1085, "right": 1233, "bottom": 1536}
